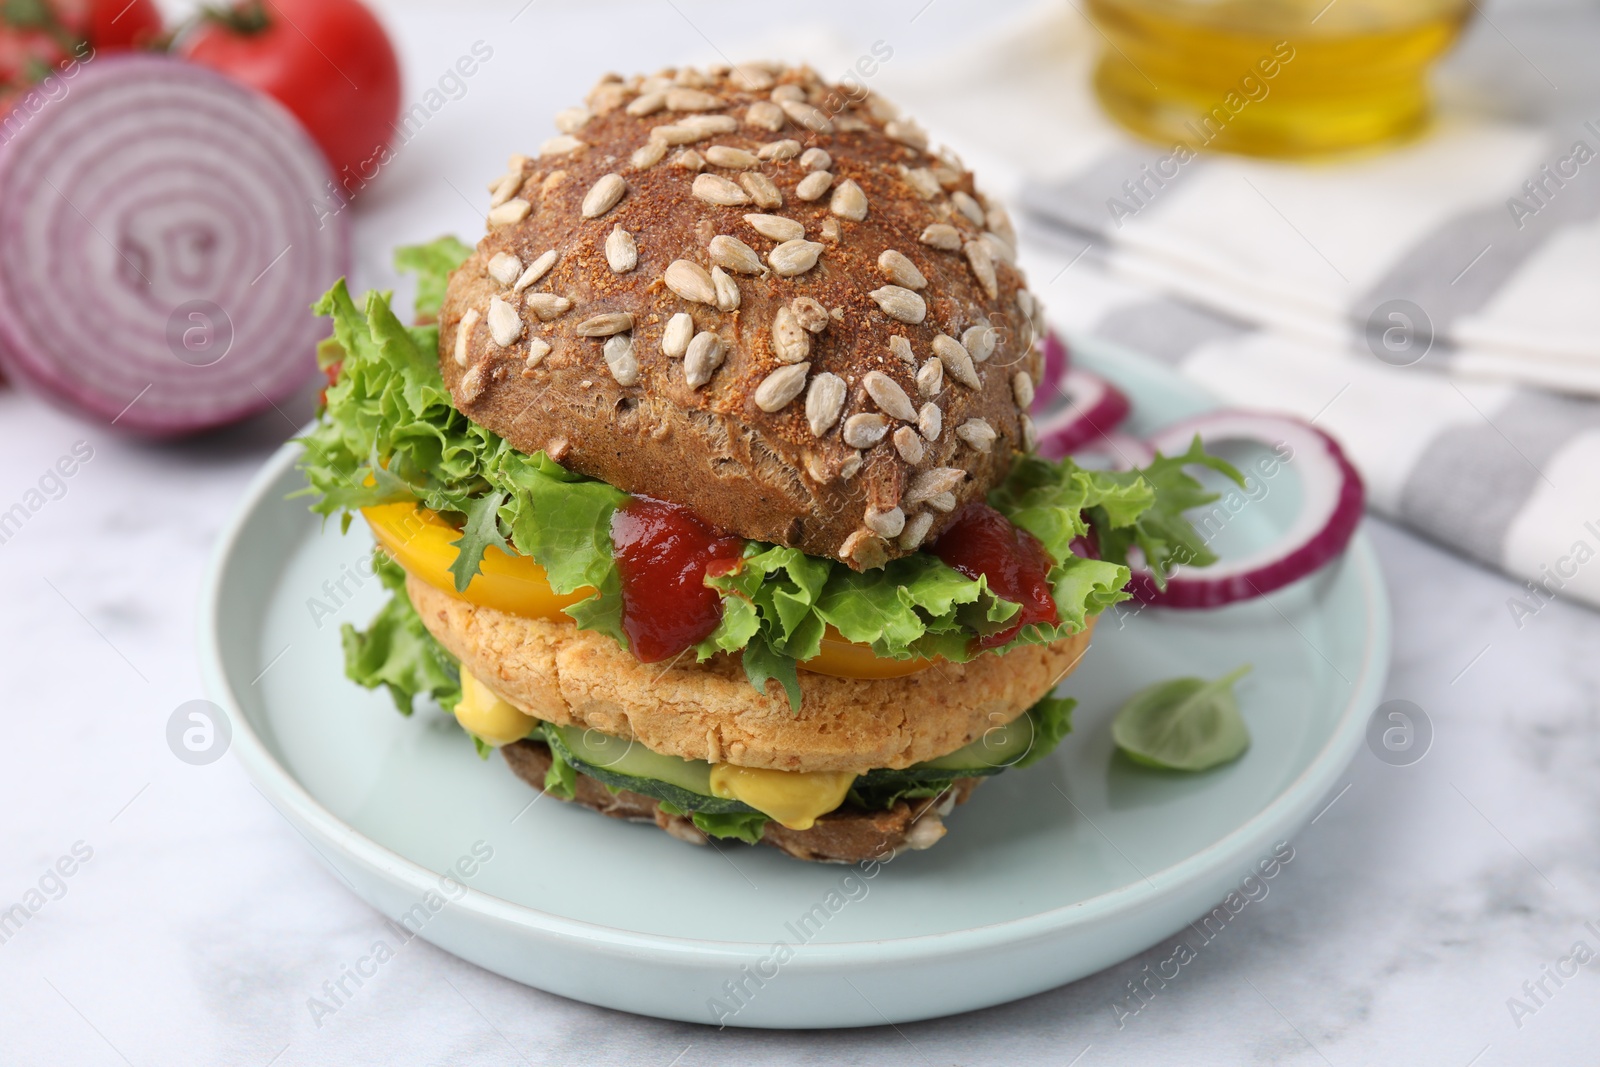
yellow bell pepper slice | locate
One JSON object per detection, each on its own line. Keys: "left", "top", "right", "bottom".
{"left": 360, "top": 501, "right": 933, "bottom": 680}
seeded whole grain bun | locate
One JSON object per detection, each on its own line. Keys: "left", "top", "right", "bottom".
{"left": 409, "top": 575, "right": 1092, "bottom": 774}
{"left": 437, "top": 61, "right": 1048, "bottom": 569}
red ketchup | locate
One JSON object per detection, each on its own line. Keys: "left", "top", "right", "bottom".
{"left": 610, "top": 497, "right": 745, "bottom": 663}
{"left": 931, "top": 503, "right": 1059, "bottom": 649}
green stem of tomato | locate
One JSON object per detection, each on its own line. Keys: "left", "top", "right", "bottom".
{"left": 199, "top": 0, "right": 271, "bottom": 35}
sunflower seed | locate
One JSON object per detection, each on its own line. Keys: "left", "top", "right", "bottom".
{"left": 892, "top": 426, "right": 925, "bottom": 464}
{"left": 684, "top": 331, "right": 725, "bottom": 387}
{"left": 454, "top": 308, "right": 480, "bottom": 366}
{"left": 711, "top": 265, "right": 740, "bottom": 310}
{"left": 964, "top": 239, "right": 998, "bottom": 299}
{"left": 931, "top": 334, "right": 979, "bottom": 389}
{"left": 1016, "top": 289, "right": 1036, "bottom": 320}
{"left": 525, "top": 337, "right": 551, "bottom": 368}
{"left": 662, "top": 312, "right": 694, "bottom": 357}
{"left": 487, "top": 198, "right": 532, "bottom": 228}
{"left": 731, "top": 64, "right": 776, "bottom": 91}
{"left": 791, "top": 297, "right": 829, "bottom": 332}
{"left": 868, "top": 285, "right": 926, "bottom": 324}
{"left": 888, "top": 335, "right": 915, "bottom": 366}
{"left": 956, "top": 418, "right": 997, "bottom": 453}
{"left": 768, "top": 239, "right": 824, "bottom": 277}
{"left": 951, "top": 190, "right": 985, "bottom": 226}
{"left": 735, "top": 172, "right": 780, "bottom": 210}
{"left": 780, "top": 98, "right": 833, "bottom": 133}
{"left": 555, "top": 106, "right": 592, "bottom": 133}
{"left": 458, "top": 363, "right": 487, "bottom": 403}
{"left": 918, "top": 401, "right": 942, "bottom": 440}
{"left": 746, "top": 100, "right": 786, "bottom": 131}
{"left": 667, "top": 87, "right": 720, "bottom": 111}
{"left": 755, "top": 362, "right": 810, "bottom": 412}
{"left": 839, "top": 528, "right": 887, "bottom": 567}
{"left": 901, "top": 166, "right": 940, "bottom": 199}
{"left": 581, "top": 174, "right": 627, "bottom": 218}
{"left": 898, "top": 511, "right": 934, "bottom": 550}
{"left": 926, "top": 491, "right": 957, "bottom": 512}
{"left": 919, "top": 223, "right": 961, "bottom": 250}
{"left": 681, "top": 114, "right": 734, "bottom": 138}
{"left": 487, "top": 252, "right": 522, "bottom": 286}
{"left": 987, "top": 203, "right": 1017, "bottom": 246}
{"left": 795, "top": 170, "right": 833, "bottom": 202}
{"left": 540, "top": 134, "right": 585, "bottom": 156}
{"left": 758, "top": 139, "right": 801, "bottom": 161}
{"left": 840, "top": 450, "right": 864, "bottom": 480}
{"left": 587, "top": 80, "right": 627, "bottom": 114}
{"left": 674, "top": 66, "right": 709, "bottom": 88}
{"left": 664, "top": 259, "right": 718, "bottom": 304}
{"left": 863, "top": 371, "right": 916, "bottom": 421}
{"left": 842, "top": 412, "right": 889, "bottom": 449}
{"left": 485, "top": 296, "right": 523, "bottom": 348}
{"left": 963, "top": 323, "right": 996, "bottom": 363}
{"left": 877, "top": 250, "right": 926, "bottom": 289}
{"left": 605, "top": 226, "right": 638, "bottom": 273}
{"left": 983, "top": 231, "right": 1016, "bottom": 264}
{"left": 770, "top": 84, "right": 804, "bottom": 103}
{"left": 489, "top": 171, "right": 523, "bottom": 208}
{"left": 865, "top": 506, "right": 905, "bottom": 539}
{"left": 708, "top": 235, "right": 764, "bottom": 274}
{"left": 884, "top": 119, "right": 927, "bottom": 149}
{"left": 576, "top": 311, "right": 634, "bottom": 337}
{"left": 829, "top": 179, "right": 868, "bottom": 221}
{"left": 692, "top": 173, "right": 749, "bottom": 206}
{"left": 805, "top": 372, "right": 846, "bottom": 435}
{"left": 799, "top": 147, "right": 832, "bottom": 172}
{"left": 705, "top": 145, "right": 758, "bottom": 170}
{"left": 820, "top": 217, "right": 842, "bottom": 242}
{"left": 513, "top": 249, "right": 558, "bottom": 292}
{"left": 744, "top": 213, "right": 804, "bottom": 242}
{"left": 771, "top": 305, "right": 810, "bottom": 363}
{"left": 525, "top": 293, "right": 573, "bottom": 321}
{"left": 630, "top": 138, "right": 668, "bottom": 170}
{"left": 674, "top": 149, "right": 705, "bottom": 172}
{"left": 864, "top": 91, "right": 898, "bottom": 122}
{"left": 1012, "top": 371, "right": 1035, "bottom": 409}
{"left": 1021, "top": 413, "right": 1037, "bottom": 451}
{"left": 603, "top": 333, "right": 640, "bottom": 386}
{"left": 905, "top": 466, "right": 965, "bottom": 507}
{"left": 626, "top": 91, "right": 666, "bottom": 116}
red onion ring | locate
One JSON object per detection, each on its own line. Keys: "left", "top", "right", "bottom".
{"left": 0, "top": 55, "right": 349, "bottom": 434}
{"left": 1032, "top": 367, "right": 1132, "bottom": 459}
{"left": 1128, "top": 412, "right": 1366, "bottom": 609}
{"left": 1036, "top": 330, "right": 1069, "bottom": 402}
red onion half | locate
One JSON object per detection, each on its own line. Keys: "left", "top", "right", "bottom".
{"left": 1033, "top": 367, "right": 1132, "bottom": 459}
{"left": 1128, "top": 412, "right": 1366, "bottom": 609}
{"left": 0, "top": 55, "right": 349, "bottom": 434}
{"left": 1036, "top": 330, "right": 1069, "bottom": 402}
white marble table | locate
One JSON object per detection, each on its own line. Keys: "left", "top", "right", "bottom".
{"left": 3, "top": 2, "right": 1597, "bottom": 1064}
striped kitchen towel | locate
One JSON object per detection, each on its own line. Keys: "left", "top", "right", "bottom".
{"left": 866, "top": 1, "right": 1600, "bottom": 614}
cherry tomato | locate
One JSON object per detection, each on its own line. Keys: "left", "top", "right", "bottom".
{"left": 179, "top": 0, "right": 401, "bottom": 198}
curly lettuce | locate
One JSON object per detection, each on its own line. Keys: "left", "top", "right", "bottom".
{"left": 301, "top": 238, "right": 1241, "bottom": 709}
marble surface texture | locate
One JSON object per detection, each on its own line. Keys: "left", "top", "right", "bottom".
{"left": 2, "top": 2, "right": 1597, "bottom": 1064}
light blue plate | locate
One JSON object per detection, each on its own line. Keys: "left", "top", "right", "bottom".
{"left": 200, "top": 336, "right": 1390, "bottom": 1028}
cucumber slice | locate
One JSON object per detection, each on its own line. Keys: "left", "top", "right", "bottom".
{"left": 542, "top": 725, "right": 755, "bottom": 816}
{"left": 855, "top": 714, "right": 1039, "bottom": 788}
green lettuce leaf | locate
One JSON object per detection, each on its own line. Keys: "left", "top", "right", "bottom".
{"left": 1013, "top": 695, "right": 1076, "bottom": 769}
{"left": 688, "top": 809, "right": 769, "bottom": 844}
{"left": 394, "top": 235, "right": 473, "bottom": 320}
{"left": 339, "top": 555, "right": 461, "bottom": 716}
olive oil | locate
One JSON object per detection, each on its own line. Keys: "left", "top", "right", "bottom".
{"left": 1086, "top": 0, "right": 1473, "bottom": 158}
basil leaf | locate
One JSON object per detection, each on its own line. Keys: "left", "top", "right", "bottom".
{"left": 1111, "top": 665, "right": 1252, "bottom": 771}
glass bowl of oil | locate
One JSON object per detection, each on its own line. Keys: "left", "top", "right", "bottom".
{"left": 1086, "top": 0, "right": 1474, "bottom": 158}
